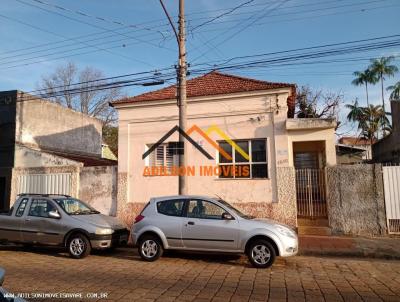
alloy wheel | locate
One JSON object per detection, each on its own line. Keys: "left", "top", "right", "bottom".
{"left": 251, "top": 244, "right": 271, "bottom": 265}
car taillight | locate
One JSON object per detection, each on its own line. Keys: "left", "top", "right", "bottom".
{"left": 134, "top": 214, "right": 145, "bottom": 224}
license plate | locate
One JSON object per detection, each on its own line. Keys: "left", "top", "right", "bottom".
{"left": 119, "top": 235, "right": 128, "bottom": 243}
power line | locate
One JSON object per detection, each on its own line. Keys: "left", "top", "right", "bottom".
{"left": 29, "top": 0, "right": 167, "bottom": 38}
{"left": 0, "top": 13, "right": 151, "bottom": 66}
{"left": 14, "top": 0, "right": 175, "bottom": 53}
{"left": 190, "top": 0, "right": 256, "bottom": 31}
{"left": 190, "top": 0, "right": 291, "bottom": 63}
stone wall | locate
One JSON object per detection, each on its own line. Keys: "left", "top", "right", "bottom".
{"left": 326, "top": 164, "right": 387, "bottom": 236}
{"left": 79, "top": 166, "right": 117, "bottom": 216}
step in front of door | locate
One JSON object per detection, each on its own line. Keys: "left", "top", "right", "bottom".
{"left": 298, "top": 226, "right": 332, "bottom": 236}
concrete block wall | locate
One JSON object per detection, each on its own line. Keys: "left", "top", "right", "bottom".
{"left": 326, "top": 164, "right": 387, "bottom": 236}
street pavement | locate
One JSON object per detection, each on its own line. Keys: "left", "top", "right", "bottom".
{"left": 0, "top": 245, "right": 400, "bottom": 302}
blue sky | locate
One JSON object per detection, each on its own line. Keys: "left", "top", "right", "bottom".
{"left": 0, "top": 0, "right": 399, "bottom": 134}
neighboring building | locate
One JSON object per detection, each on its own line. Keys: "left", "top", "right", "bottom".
{"left": 112, "top": 71, "right": 337, "bottom": 226}
{"left": 0, "top": 90, "right": 117, "bottom": 214}
{"left": 336, "top": 136, "right": 374, "bottom": 164}
{"left": 373, "top": 101, "right": 400, "bottom": 164}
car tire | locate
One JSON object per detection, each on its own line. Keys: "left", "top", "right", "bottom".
{"left": 247, "top": 239, "right": 276, "bottom": 268}
{"left": 68, "top": 234, "right": 91, "bottom": 259}
{"left": 138, "top": 235, "right": 163, "bottom": 262}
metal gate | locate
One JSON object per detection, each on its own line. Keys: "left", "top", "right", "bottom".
{"left": 295, "top": 169, "right": 327, "bottom": 218}
{"left": 383, "top": 166, "right": 400, "bottom": 234}
{"left": 17, "top": 173, "right": 71, "bottom": 196}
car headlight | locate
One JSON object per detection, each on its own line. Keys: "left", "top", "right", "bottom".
{"left": 276, "top": 225, "right": 296, "bottom": 238}
{"left": 95, "top": 228, "right": 114, "bottom": 235}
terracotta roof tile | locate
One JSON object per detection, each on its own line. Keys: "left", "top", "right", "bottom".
{"left": 113, "top": 71, "right": 296, "bottom": 117}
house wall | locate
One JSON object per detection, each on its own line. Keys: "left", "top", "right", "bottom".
{"left": 15, "top": 92, "right": 103, "bottom": 156}
{"left": 79, "top": 166, "right": 118, "bottom": 216}
{"left": 117, "top": 89, "right": 301, "bottom": 225}
{"left": 326, "top": 164, "right": 387, "bottom": 236}
{"left": 14, "top": 144, "right": 81, "bottom": 168}
{"left": 287, "top": 128, "right": 337, "bottom": 167}
{"left": 373, "top": 101, "right": 400, "bottom": 163}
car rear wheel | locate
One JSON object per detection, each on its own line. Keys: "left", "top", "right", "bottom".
{"left": 138, "top": 235, "right": 163, "bottom": 262}
{"left": 68, "top": 234, "right": 91, "bottom": 259}
{"left": 247, "top": 239, "right": 276, "bottom": 268}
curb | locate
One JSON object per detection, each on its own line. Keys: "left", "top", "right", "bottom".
{"left": 298, "top": 249, "right": 400, "bottom": 260}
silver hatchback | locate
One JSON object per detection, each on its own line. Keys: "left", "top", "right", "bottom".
{"left": 131, "top": 195, "right": 298, "bottom": 268}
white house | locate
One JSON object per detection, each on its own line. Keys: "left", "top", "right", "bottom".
{"left": 112, "top": 71, "right": 337, "bottom": 226}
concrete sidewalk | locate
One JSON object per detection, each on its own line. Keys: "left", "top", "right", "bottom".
{"left": 299, "top": 235, "right": 400, "bottom": 259}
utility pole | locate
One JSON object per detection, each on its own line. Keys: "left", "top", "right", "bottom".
{"left": 159, "top": 0, "right": 188, "bottom": 195}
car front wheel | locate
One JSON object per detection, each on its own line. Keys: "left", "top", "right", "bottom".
{"left": 138, "top": 235, "right": 163, "bottom": 262}
{"left": 68, "top": 234, "right": 91, "bottom": 259}
{"left": 247, "top": 239, "right": 276, "bottom": 268}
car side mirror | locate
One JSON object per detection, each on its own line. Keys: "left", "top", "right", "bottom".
{"left": 48, "top": 210, "right": 61, "bottom": 219}
{"left": 222, "top": 212, "right": 234, "bottom": 220}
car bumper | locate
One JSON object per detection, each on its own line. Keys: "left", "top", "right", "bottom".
{"left": 90, "top": 229, "right": 130, "bottom": 250}
{"left": 279, "top": 236, "right": 298, "bottom": 257}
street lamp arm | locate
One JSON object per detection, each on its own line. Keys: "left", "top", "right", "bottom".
{"left": 159, "top": 0, "right": 179, "bottom": 45}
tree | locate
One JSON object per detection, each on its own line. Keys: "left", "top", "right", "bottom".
{"left": 369, "top": 56, "right": 398, "bottom": 135}
{"left": 295, "top": 86, "right": 341, "bottom": 119}
{"left": 102, "top": 126, "right": 118, "bottom": 155}
{"left": 38, "top": 62, "right": 123, "bottom": 126}
{"left": 351, "top": 68, "right": 378, "bottom": 106}
{"left": 387, "top": 81, "right": 400, "bottom": 101}
{"left": 345, "top": 102, "right": 388, "bottom": 143}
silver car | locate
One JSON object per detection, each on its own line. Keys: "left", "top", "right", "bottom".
{"left": 131, "top": 195, "right": 298, "bottom": 268}
{"left": 0, "top": 194, "right": 129, "bottom": 259}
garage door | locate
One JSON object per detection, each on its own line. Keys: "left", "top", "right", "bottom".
{"left": 18, "top": 173, "right": 71, "bottom": 196}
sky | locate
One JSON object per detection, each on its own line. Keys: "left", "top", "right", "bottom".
{"left": 0, "top": 0, "right": 399, "bottom": 136}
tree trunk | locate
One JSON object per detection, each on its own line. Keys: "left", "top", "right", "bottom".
{"left": 365, "top": 82, "right": 369, "bottom": 107}
{"left": 381, "top": 74, "right": 386, "bottom": 137}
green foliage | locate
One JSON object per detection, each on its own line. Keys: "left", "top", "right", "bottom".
{"left": 387, "top": 81, "right": 400, "bottom": 101}
{"left": 102, "top": 126, "right": 118, "bottom": 155}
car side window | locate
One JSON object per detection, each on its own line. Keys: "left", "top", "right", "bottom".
{"left": 187, "top": 200, "right": 225, "bottom": 220}
{"left": 15, "top": 199, "right": 28, "bottom": 217}
{"left": 157, "top": 199, "right": 185, "bottom": 217}
{"left": 29, "top": 199, "right": 56, "bottom": 218}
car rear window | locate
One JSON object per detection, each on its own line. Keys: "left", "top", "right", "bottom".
{"left": 157, "top": 199, "right": 185, "bottom": 217}
{"left": 15, "top": 199, "right": 28, "bottom": 217}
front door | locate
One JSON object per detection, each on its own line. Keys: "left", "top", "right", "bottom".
{"left": 182, "top": 199, "right": 239, "bottom": 251}
{"left": 22, "top": 198, "right": 64, "bottom": 245}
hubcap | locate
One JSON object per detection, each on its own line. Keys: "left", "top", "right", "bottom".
{"left": 141, "top": 240, "right": 158, "bottom": 258}
{"left": 251, "top": 245, "right": 271, "bottom": 265}
{"left": 70, "top": 238, "right": 85, "bottom": 256}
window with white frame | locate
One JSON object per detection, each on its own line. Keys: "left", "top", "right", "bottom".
{"left": 218, "top": 139, "right": 268, "bottom": 179}
{"left": 147, "top": 142, "right": 180, "bottom": 168}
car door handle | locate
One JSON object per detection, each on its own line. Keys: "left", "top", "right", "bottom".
{"left": 25, "top": 219, "right": 31, "bottom": 222}
{"left": 188, "top": 221, "right": 195, "bottom": 225}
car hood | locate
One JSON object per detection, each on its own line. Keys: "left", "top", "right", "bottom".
{"left": 72, "top": 214, "right": 126, "bottom": 229}
{"left": 249, "top": 218, "right": 293, "bottom": 229}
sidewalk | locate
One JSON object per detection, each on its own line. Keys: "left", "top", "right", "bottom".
{"left": 299, "top": 235, "right": 400, "bottom": 259}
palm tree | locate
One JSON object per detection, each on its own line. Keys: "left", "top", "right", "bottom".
{"left": 346, "top": 102, "right": 388, "bottom": 143}
{"left": 351, "top": 69, "right": 378, "bottom": 106}
{"left": 369, "top": 56, "right": 398, "bottom": 135}
{"left": 387, "top": 81, "right": 400, "bottom": 101}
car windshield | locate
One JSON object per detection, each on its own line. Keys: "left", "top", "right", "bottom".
{"left": 54, "top": 198, "right": 99, "bottom": 215}
{"left": 216, "top": 198, "right": 254, "bottom": 219}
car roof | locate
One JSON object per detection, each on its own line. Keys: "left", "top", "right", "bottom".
{"left": 151, "top": 195, "right": 218, "bottom": 202}
{"left": 18, "top": 193, "right": 72, "bottom": 198}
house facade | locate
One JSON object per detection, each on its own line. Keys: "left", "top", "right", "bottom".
{"left": 373, "top": 101, "right": 400, "bottom": 164}
{"left": 0, "top": 90, "right": 117, "bottom": 214}
{"left": 112, "top": 72, "right": 337, "bottom": 226}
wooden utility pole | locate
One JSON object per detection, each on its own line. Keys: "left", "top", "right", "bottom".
{"left": 159, "top": 0, "right": 188, "bottom": 194}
